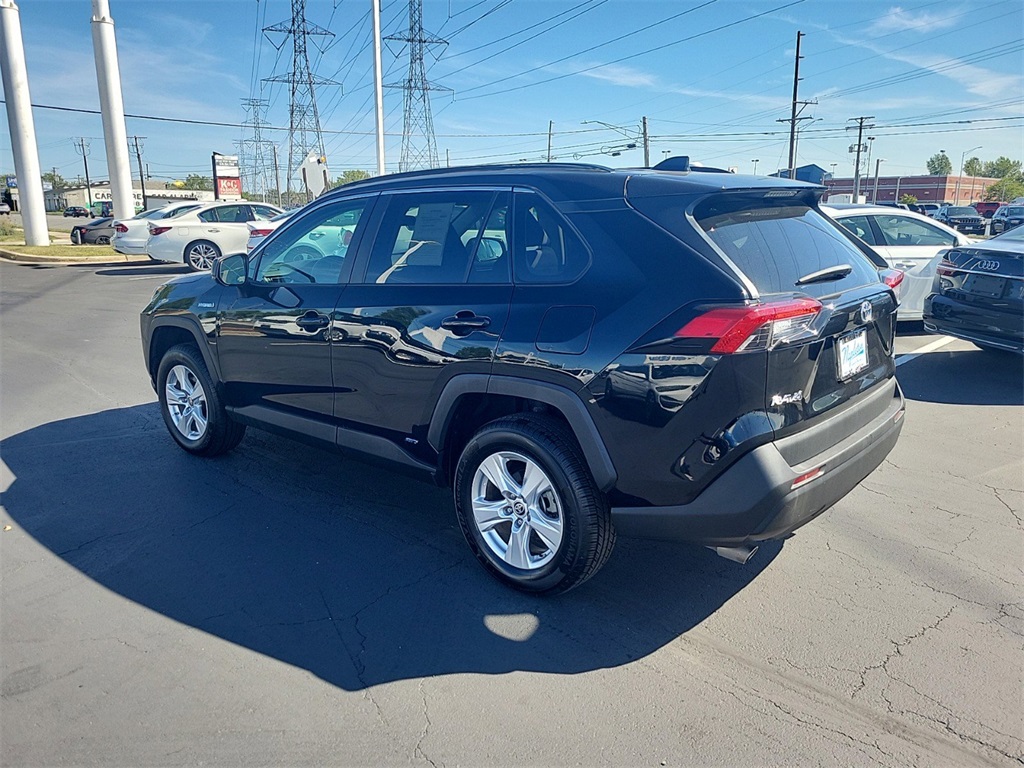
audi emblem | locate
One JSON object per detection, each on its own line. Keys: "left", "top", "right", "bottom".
{"left": 976, "top": 260, "right": 1000, "bottom": 272}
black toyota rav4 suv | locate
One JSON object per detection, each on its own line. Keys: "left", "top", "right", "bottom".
{"left": 141, "top": 162, "right": 905, "bottom": 593}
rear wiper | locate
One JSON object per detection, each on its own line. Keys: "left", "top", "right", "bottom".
{"left": 795, "top": 264, "right": 853, "bottom": 286}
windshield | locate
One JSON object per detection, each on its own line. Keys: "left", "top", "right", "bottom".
{"left": 994, "top": 226, "right": 1024, "bottom": 242}
{"left": 947, "top": 207, "right": 976, "bottom": 216}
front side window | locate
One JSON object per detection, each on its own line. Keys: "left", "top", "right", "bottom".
{"left": 873, "top": 215, "right": 957, "bottom": 247}
{"left": 364, "top": 191, "right": 501, "bottom": 284}
{"left": 512, "top": 193, "right": 589, "bottom": 284}
{"left": 254, "top": 199, "right": 369, "bottom": 285}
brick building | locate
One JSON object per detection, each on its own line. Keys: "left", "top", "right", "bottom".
{"left": 824, "top": 174, "right": 997, "bottom": 205}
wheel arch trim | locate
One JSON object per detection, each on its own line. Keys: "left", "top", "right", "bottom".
{"left": 147, "top": 317, "right": 221, "bottom": 382}
{"left": 427, "top": 374, "right": 617, "bottom": 491}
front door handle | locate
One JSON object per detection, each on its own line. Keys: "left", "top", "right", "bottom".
{"left": 295, "top": 311, "right": 329, "bottom": 330}
{"left": 441, "top": 311, "right": 491, "bottom": 336}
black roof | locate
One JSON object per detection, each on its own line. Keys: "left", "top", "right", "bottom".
{"left": 323, "top": 161, "right": 821, "bottom": 203}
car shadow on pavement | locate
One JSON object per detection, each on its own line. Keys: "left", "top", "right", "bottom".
{"left": 898, "top": 348, "right": 1023, "bottom": 406}
{"left": 94, "top": 264, "right": 191, "bottom": 277}
{"left": 1, "top": 405, "right": 780, "bottom": 692}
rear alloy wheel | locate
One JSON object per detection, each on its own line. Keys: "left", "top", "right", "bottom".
{"left": 157, "top": 343, "right": 245, "bottom": 456}
{"left": 455, "top": 415, "right": 616, "bottom": 594}
{"left": 185, "top": 240, "right": 221, "bottom": 271}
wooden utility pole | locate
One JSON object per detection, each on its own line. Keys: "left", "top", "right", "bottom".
{"left": 642, "top": 116, "right": 650, "bottom": 167}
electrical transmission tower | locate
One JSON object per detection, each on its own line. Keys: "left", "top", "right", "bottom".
{"left": 386, "top": 0, "right": 449, "bottom": 173}
{"left": 239, "top": 98, "right": 275, "bottom": 202}
{"left": 263, "top": 0, "right": 338, "bottom": 199}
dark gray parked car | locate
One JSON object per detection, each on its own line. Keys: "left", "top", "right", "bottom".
{"left": 70, "top": 217, "right": 115, "bottom": 245}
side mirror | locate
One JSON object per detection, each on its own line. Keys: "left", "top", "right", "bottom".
{"left": 213, "top": 253, "right": 248, "bottom": 286}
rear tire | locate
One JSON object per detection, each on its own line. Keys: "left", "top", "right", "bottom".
{"left": 454, "top": 414, "right": 616, "bottom": 594}
{"left": 157, "top": 343, "right": 245, "bottom": 456}
{"left": 185, "top": 240, "right": 221, "bottom": 271}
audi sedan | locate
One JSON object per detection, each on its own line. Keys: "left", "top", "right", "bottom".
{"left": 924, "top": 226, "right": 1024, "bottom": 354}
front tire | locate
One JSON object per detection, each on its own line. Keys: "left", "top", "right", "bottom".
{"left": 185, "top": 240, "right": 221, "bottom": 271}
{"left": 157, "top": 343, "right": 245, "bottom": 456}
{"left": 454, "top": 415, "right": 616, "bottom": 594}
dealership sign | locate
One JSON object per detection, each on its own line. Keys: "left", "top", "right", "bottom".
{"left": 211, "top": 153, "right": 243, "bottom": 200}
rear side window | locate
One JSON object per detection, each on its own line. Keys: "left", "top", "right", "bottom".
{"left": 513, "top": 193, "right": 589, "bottom": 284}
{"left": 692, "top": 194, "right": 880, "bottom": 297}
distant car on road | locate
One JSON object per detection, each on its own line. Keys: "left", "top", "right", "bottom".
{"left": 0, "top": 202, "right": 11, "bottom": 215}
{"left": 70, "top": 217, "right": 115, "bottom": 245}
{"left": 64, "top": 206, "right": 90, "bottom": 218}
{"left": 112, "top": 202, "right": 202, "bottom": 256}
{"left": 990, "top": 205, "right": 1024, "bottom": 235}
{"left": 934, "top": 205, "right": 985, "bottom": 235}
{"left": 822, "top": 204, "right": 976, "bottom": 320}
{"left": 924, "top": 225, "right": 1024, "bottom": 354}
{"left": 146, "top": 201, "right": 284, "bottom": 270}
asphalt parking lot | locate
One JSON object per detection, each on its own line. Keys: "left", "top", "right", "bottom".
{"left": 1, "top": 258, "right": 1021, "bottom": 766}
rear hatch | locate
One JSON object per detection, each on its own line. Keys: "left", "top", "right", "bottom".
{"left": 632, "top": 187, "right": 898, "bottom": 454}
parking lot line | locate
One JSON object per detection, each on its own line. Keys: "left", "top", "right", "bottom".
{"left": 895, "top": 335, "right": 956, "bottom": 366}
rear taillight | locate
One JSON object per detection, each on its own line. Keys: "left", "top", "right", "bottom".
{"left": 675, "top": 298, "right": 823, "bottom": 353}
{"left": 248, "top": 228, "right": 273, "bottom": 238}
{"left": 149, "top": 225, "right": 171, "bottom": 236}
{"left": 880, "top": 268, "right": 904, "bottom": 300}
{"left": 114, "top": 223, "right": 128, "bottom": 233}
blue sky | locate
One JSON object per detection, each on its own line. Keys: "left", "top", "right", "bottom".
{"left": 3, "top": 0, "right": 1022, "bottom": 189}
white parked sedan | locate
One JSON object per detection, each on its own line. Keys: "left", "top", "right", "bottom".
{"left": 246, "top": 210, "right": 295, "bottom": 253}
{"left": 147, "top": 201, "right": 283, "bottom": 270}
{"left": 111, "top": 202, "right": 202, "bottom": 256}
{"left": 822, "top": 204, "right": 977, "bottom": 320}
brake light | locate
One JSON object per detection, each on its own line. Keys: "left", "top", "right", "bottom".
{"left": 675, "top": 298, "right": 823, "bottom": 353}
{"left": 149, "top": 225, "right": 171, "bottom": 236}
{"left": 249, "top": 228, "right": 273, "bottom": 238}
{"left": 114, "top": 223, "right": 128, "bottom": 233}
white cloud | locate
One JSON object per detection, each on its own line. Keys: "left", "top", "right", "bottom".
{"left": 577, "top": 63, "right": 658, "bottom": 88}
{"left": 867, "top": 7, "right": 961, "bottom": 36}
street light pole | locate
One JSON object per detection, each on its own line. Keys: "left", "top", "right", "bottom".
{"left": 954, "top": 145, "right": 982, "bottom": 205}
{"left": 872, "top": 158, "right": 885, "bottom": 203}
{"left": 751, "top": 159, "right": 759, "bottom": 175}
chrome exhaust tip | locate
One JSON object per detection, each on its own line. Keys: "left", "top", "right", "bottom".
{"left": 708, "top": 544, "right": 759, "bottom": 565}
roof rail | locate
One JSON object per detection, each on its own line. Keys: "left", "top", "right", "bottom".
{"left": 330, "top": 161, "right": 612, "bottom": 192}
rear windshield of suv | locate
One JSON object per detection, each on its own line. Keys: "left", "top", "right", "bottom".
{"left": 685, "top": 194, "right": 881, "bottom": 297}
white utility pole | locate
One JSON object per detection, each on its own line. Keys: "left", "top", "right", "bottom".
{"left": 90, "top": 0, "right": 134, "bottom": 220}
{"left": 0, "top": 0, "right": 48, "bottom": 246}
{"left": 371, "top": 0, "right": 386, "bottom": 176}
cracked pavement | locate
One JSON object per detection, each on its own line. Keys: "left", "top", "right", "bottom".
{"left": 2, "top": 260, "right": 1022, "bottom": 766}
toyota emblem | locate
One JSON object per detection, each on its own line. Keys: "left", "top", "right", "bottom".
{"left": 859, "top": 301, "right": 873, "bottom": 324}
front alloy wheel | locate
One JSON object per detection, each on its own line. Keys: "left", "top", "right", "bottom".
{"left": 164, "top": 364, "right": 208, "bottom": 441}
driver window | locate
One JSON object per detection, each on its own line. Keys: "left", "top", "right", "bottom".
{"left": 254, "top": 199, "right": 368, "bottom": 284}
{"left": 874, "top": 215, "right": 957, "bottom": 247}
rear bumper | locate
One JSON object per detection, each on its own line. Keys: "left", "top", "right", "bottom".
{"left": 924, "top": 294, "right": 1024, "bottom": 353}
{"left": 611, "top": 382, "right": 905, "bottom": 546}
{"left": 112, "top": 238, "right": 148, "bottom": 255}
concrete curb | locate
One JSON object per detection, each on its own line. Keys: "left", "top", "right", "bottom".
{"left": 0, "top": 248, "right": 149, "bottom": 265}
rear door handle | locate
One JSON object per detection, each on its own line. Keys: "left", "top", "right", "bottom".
{"left": 441, "top": 311, "right": 491, "bottom": 336}
{"left": 295, "top": 311, "right": 329, "bottom": 330}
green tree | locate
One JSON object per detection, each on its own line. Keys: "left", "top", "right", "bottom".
{"left": 898, "top": 194, "right": 918, "bottom": 206}
{"left": 180, "top": 174, "right": 213, "bottom": 190}
{"left": 926, "top": 152, "right": 952, "bottom": 175}
{"left": 962, "top": 157, "right": 984, "bottom": 177}
{"left": 333, "top": 169, "right": 372, "bottom": 187}
{"left": 981, "top": 157, "right": 1021, "bottom": 179}
{"left": 983, "top": 173, "right": 1024, "bottom": 202}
